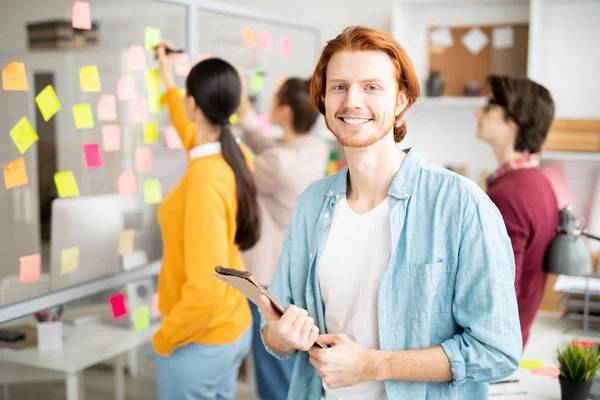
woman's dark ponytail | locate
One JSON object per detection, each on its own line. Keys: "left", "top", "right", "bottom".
{"left": 186, "top": 58, "right": 261, "bottom": 251}
{"left": 219, "top": 124, "right": 260, "bottom": 250}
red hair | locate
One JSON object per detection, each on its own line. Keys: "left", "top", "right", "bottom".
{"left": 310, "top": 26, "right": 420, "bottom": 143}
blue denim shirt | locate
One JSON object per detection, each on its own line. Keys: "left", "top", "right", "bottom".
{"left": 261, "top": 148, "right": 521, "bottom": 400}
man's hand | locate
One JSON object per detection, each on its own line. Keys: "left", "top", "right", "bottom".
{"left": 260, "top": 295, "right": 319, "bottom": 354}
{"left": 308, "top": 334, "right": 375, "bottom": 389}
{"left": 237, "top": 71, "right": 252, "bottom": 117}
{"left": 154, "top": 41, "right": 176, "bottom": 89}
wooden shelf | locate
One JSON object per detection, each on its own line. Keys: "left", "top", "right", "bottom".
{"left": 541, "top": 151, "right": 600, "bottom": 162}
{"left": 415, "top": 96, "right": 485, "bottom": 107}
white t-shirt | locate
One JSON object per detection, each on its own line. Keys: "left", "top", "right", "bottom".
{"left": 318, "top": 195, "right": 391, "bottom": 400}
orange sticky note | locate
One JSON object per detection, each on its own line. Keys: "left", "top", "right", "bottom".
{"left": 4, "top": 157, "right": 28, "bottom": 189}
{"left": 152, "top": 293, "right": 161, "bottom": 316}
{"left": 258, "top": 31, "right": 273, "bottom": 52}
{"left": 197, "top": 53, "right": 211, "bottom": 63}
{"left": 72, "top": 1, "right": 91, "bottom": 30}
{"left": 144, "top": 179, "right": 162, "bottom": 205}
{"left": 117, "top": 75, "right": 137, "bottom": 101}
{"left": 2, "top": 62, "right": 28, "bottom": 91}
{"left": 135, "top": 147, "right": 152, "bottom": 173}
{"left": 130, "top": 98, "right": 148, "bottom": 124}
{"left": 118, "top": 169, "right": 137, "bottom": 195}
{"left": 164, "top": 126, "right": 183, "bottom": 149}
{"left": 127, "top": 45, "right": 146, "bottom": 71}
{"left": 97, "top": 94, "right": 117, "bottom": 121}
{"left": 174, "top": 53, "right": 192, "bottom": 77}
{"left": 54, "top": 171, "right": 80, "bottom": 198}
{"left": 61, "top": 247, "right": 79, "bottom": 275}
{"left": 19, "top": 254, "right": 41, "bottom": 283}
{"left": 242, "top": 28, "right": 256, "bottom": 48}
{"left": 10, "top": 117, "right": 39, "bottom": 154}
{"left": 102, "top": 125, "right": 121, "bottom": 152}
{"left": 72, "top": 103, "right": 94, "bottom": 129}
{"left": 143, "top": 122, "right": 159, "bottom": 144}
{"left": 35, "top": 85, "right": 61, "bottom": 121}
{"left": 79, "top": 65, "right": 101, "bottom": 92}
{"left": 280, "top": 36, "right": 294, "bottom": 57}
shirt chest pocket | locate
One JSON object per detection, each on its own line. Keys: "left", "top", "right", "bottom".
{"left": 409, "top": 259, "right": 453, "bottom": 322}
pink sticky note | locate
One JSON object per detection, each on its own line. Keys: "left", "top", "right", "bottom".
{"left": 257, "top": 114, "right": 271, "bottom": 136}
{"left": 258, "top": 31, "right": 273, "bottom": 52}
{"left": 117, "top": 75, "right": 137, "bottom": 101}
{"left": 130, "top": 98, "right": 148, "bottom": 124}
{"left": 280, "top": 36, "right": 294, "bottom": 57}
{"left": 72, "top": 1, "right": 91, "bottom": 30}
{"left": 97, "top": 94, "right": 117, "bottom": 121}
{"left": 127, "top": 45, "right": 146, "bottom": 72}
{"left": 102, "top": 125, "right": 121, "bottom": 152}
{"left": 164, "top": 126, "right": 183, "bottom": 149}
{"left": 532, "top": 365, "right": 560, "bottom": 379}
{"left": 83, "top": 143, "right": 103, "bottom": 169}
{"left": 118, "top": 169, "right": 137, "bottom": 195}
{"left": 135, "top": 147, "right": 152, "bottom": 173}
{"left": 152, "top": 293, "right": 161, "bottom": 317}
{"left": 19, "top": 254, "right": 41, "bottom": 284}
{"left": 109, "top": 292, "right": 128, "bottom": 319}
{"left": 174, "top": 53, "right": 192, "bottom": 77}
{"left": 197, "top": 53, "right": 211, "bottom": 63}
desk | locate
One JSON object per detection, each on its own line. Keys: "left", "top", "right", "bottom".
{"left": 0, "top": 320, "right": 159, "bottom": 400}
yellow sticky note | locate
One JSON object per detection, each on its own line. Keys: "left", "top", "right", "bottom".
{"left": 118, "top": 230, "right": 135, "bottom": 255}
{"left": 144, "top": 179, "right": 162, "bottom": 205}
{"left": 242, "top": 28, "right": 256, "bottom": 48}
{"left": 35, "top": 85, "right": 61, "bottom": 121}
{"left": 4, "top": 157, "right": 28, "bottom": 189}
{"left": 229, "top": 113, "right": 239, "bottom": 125}
{"left": 143, "top": 122, "right": 159, "bottom": 144}
{"left": 10, "top": 117, "right": 39, "bottom": 154}
{"left": 145, "top": 69, "right": 159, "bottom": 91}
{"left": 148, "top": 89, "right": 163, "bottom": 113}
{"left": 250, "top": 72, "right": 263, "bottom": 92}
{"left": 134, "top": 305, "right": 150, "bottom": 331}
{"left": 79, "top": 65, "right": 101, "bottom": 92}
{"left": 144, "top": 27, "right": 161, "bottom": 52}
{"left": 54, "top": 171, "right": 80, "bottom": 198}
{"left": 61, "top": 247, "right": 79, "bottom": 275}
{"left": 72, "top": 103, "right": 94, "bottom": 129}
{"left": 2, "top": 62, "right": 28, "bottom": 91}
{"left": 520, "top": 360, "right": 545, "bottom": 370}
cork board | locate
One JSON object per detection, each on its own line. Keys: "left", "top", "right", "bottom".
{"left": 428, "top": 24, "right": 529, "bottom": 97}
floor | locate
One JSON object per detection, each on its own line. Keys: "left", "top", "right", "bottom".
{"left": 0, "top": 365, "right": 260, "bottom": 400}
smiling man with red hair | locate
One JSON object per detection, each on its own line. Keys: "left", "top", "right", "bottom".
{"left": 258, "top": 26, "right": 522, "bottom": 400}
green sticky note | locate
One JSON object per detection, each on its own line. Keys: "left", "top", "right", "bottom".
{"left": 144, "top": 27, "right": 161, "bottom": 52}
{"left": 35, "top": 85, "right": 61, "bottom": 121}
{"left": 520, "top": 360, "right": 545, "bottom": 370}
{"left": 143, "top": 122, "right": 159, "bottom": 144}
{"left": 134, "top": 305, "right": 150, "bottom": 331}
{"left": 10, "top": 117, "right": 39, "bottom": 154}
{"left": 72, "top": 103, "right": 95, "bottom": 129}
{"left": 54, "top": 171, "right": 80, "bottom": 197}
{"left": 229, "top": 113, "right": 239, "bottom": 125}
{"left": 250, "top": 72, "right": 263, "bottom": 92}
{"left": 145, "top": 69, "right": 159, "bottom": 91}
{"left": 148, "top": 89, "right": 163, "bottom": 113}
{"left": 144, "top": 179, "right": 162, "bottom": 205}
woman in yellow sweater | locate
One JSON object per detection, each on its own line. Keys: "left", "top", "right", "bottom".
{"left": 153, "top": 45, "right": 260, "bottom": 400}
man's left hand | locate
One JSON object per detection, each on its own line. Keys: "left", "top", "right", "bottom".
{"left": 308, "top": 334, "right": 375, "bottom": 389}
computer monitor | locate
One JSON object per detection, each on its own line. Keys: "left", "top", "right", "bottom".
{"left": 50, "top": 194, "right": 162, "bottom": 290}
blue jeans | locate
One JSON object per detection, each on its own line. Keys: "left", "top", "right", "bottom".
{"left": 153, "top": 328, "right": 252, "bottom": 400}
{"left": 249, "top": 300, "right": 295, "bottom": 400}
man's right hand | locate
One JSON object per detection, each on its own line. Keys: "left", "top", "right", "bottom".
{"left": 260, "top": 294, "right": 320, "bottom": 353}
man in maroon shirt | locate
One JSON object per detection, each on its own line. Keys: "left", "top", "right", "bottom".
{"left": 476, "top": 75, "right": 559, "bottom": 348}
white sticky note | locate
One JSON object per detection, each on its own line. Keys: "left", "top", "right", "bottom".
{"left": 429, "top": 27, "right": 453, "bottom": 48}
{"left": 492, "top": 27, "right": 514, "bottom": 50}
{"left": 461, "top": 28, "right": 489, "bottom": 55}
